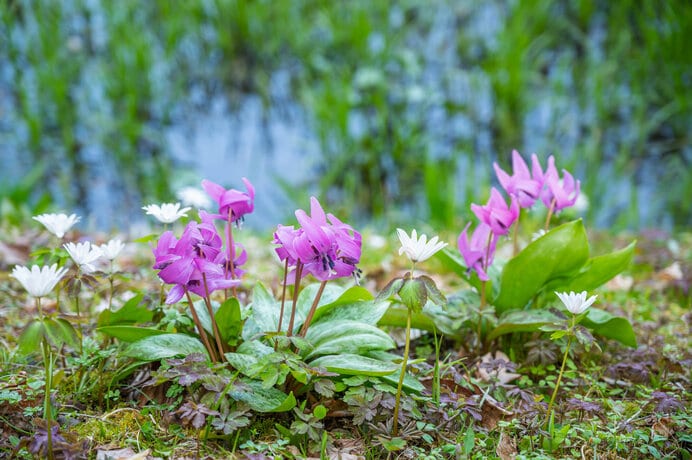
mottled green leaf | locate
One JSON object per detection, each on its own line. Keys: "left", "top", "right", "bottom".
{"left": 487, "top": 310, "right": 562, "bottom": 340}
{"left": 582, "top": 308, "right": 637, "bottom": 348}
{"left": 309, "top": 354, "right": 398, "bottom": 376}
{"left": 216, "top": 297, "right": 242, "bottom": 345}
{"left": 97, "top": 293, "right": 151, "bottom": 327}
{"left": 230, "top": 379, "right": 296, "bottom": 412}
{"left": 124, "top": 334, "right": 207, "bottom": 361}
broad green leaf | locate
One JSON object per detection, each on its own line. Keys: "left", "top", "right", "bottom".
{"left": 494, "top": 220, "right": 589, "bottom": 314}
{"left": 97, "top": 294, "right": 151, "bottom": 327}
{"left": 380, "top": 369, "right": 426, "bottom": 394}
{"left": 550, "top": 242, "right": 636, "bottom": 293}
{"left": 312, "top": 299, "right": 391, "bottom": 326}
{"left": 193, "top": 299, "right": 215, "bottom": 336}
{"left": 295, "top": 283, "right": 343, "bottom": 321}
{"left": 124, "top": 334, "right": 207, "bottom": 361}
{"left": 582, "top": 308, "right": 637, "bottom": 348}
{"left": 17, "top": 320, "right": 45, "bottom": 355}
{"left": 96, "top": 325, "right": 168, "bottom": 343}
{"left": 305, "top": 322, "right": 395, "bottom": 360}
{"left": 398, "top": 278, "right": 427, "bottom": 312}
{"left": 224, "top": 352, "right": 260, "bottom": 376}
{"left": 243, "top": 283, "right": 281, "bottom": 340}
{"left": 309, "top": 354, "right": 398, "bottom": 376}
{"left": 487, "top": 310, "right": 563, "bottom": 340}
{"left": 378, "top": 306, "right": 437, "bottom": 332}
{"left": 216, "top": 297, "right": 242, "bottom": 345}
{"left": 43, "top": 318, "right": 79, "bottom": 350}
{"left": 230, "top": 379, "right": 296, "bottom": 412}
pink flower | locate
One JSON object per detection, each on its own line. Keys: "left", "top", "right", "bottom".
{"left": 493, "top": 150, "right": 544, "bottom": 208}
{"left": 471, "top": 188, "right": 519, "bottom": 236}
{"left": 201, "top": 178, "right": 255, "bottom": 223}
{"left": 457, "top": 223, "right": 497, "bottom": 281}
{"left": 153, "top": 217, "right": 242, "bottom": 304}
{"left": 537, "top": 157, "right": 581, "bottom": 211}
{"left": 274, "top": 197, "right": 361, "bottom": 282}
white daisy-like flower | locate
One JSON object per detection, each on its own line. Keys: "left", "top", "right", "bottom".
{"left": 555, "top": 291, "right": 597, "bottom": 315}
{"left": 33, "top": 213, "right": 81, "bottom": 238}
{"left": 176, "top": 186, "right": 212, "bottom": 209}
{"left": 10, "top": 264, "right": 68, "bottom": 298}
{"left": 142, "top": 202, "right": 191, "bottom": 224}
{"left": 64, "top": 241, "right": 102, "bottom": 273}
{"left": 396, "top": 228, "right": 448, "bottom": 264}
{"left": 531, "top": 228, "right": 547, "bottom": 241}
{"left": 98, "top": 239, "right": 125, "bottom": 260}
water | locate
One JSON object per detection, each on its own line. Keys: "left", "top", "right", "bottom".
{"left": 0, "top": 1, "right": 688, "bottom": 233}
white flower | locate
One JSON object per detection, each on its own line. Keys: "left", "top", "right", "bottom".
{"left": 142, "top": 202, "right": 191, "bottom": 224}
{"left": 531, "top": 229, "right": 547, "bottom": 241}
{"left": 555, "top": 291, "right": 597, "bottom": 315}
{"left": 33, "top": 213, "right": 81, "bottom": 238}
{"left": 98, "top": 239, "right": 125, "bottom": 260}
{"left": 10, "top": 264, "right": 68, "bottom": 298}
{"left": 64, "top": 242, "right": 102, "bottom": 273}
{"left": 176, "top": 186, "right": 212, "bottom": 209}
{"left": 396, "top": 228, "right": 448, "bottom": 263}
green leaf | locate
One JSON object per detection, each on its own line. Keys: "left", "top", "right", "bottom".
{"left": 487, "top": 310, "right": 563, "bottom": 340}
{"left": 97, "top": 294, "right": 151, "bottom": 327}
{"left": 494, "top": 220, "right": 589, "bottom": 314}
{"left": 132, "top": 234, "right": 159, "bottom": 244}
{"left": 230, "top": 379, "right": 296, "bottom": 412}
{"left": 124, "top": 334, "right": 208, "bottom": 361}
{"left": 309, "top": 354, "right": 398, "bottom": 376}
{"left": 216, "top": 297, "right": 242, "bottom": 345}
{"left": 313, "top": 404, "right": 328, "bottom": 420}
{"left": 376, "top": 277, "right": 405, "bottom": 301}
{"left": 243, "top": 283, "right": 281, "bottom": 340}
{"left": 398, "top": 278, "right": 427, "bottom": 312}
{"left": 379, "top": 368, "right": 426, "bottom": 393}
{"left": 42, "top": 318, "right": 79, "bottom": 350}
{"left": 17, "top": 320, "right": 45, "bottom": 355}
{"left": 551, "top": 242, "right": 636, "bottom": 293}
{"left": 96, "top": 325, "right": 168, "bottom": 343}
{"left": 295, "top": 283, "right": 343, "bottom": 323}
{"left": 312, "top": 299, "right": 391, "bottom": 326}
{"left": 377, "top": 306, "right": 437, "bottom": 332}
{"left": 224, "top": 352, "right": 260, "bottom": 376}
{"left": 305, "top": 321, "right": 395, "bottom": 360}
{"left": 582, "top": 308, "right": 637, "bottom": 348}
{"left": 418, "top": 275, "right": 447, "bottom": 307}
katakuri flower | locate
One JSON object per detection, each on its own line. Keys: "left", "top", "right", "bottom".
{"left": 64, "top": 242, "right": 103, "bottom": 273}
{"left": 153, "top": 217, "right": 242, "bottom": 304}
{"left": 457, "top": 223, "right": 498, "bottom": 281}
{"left": 33, "top": 213, "right": 81, "bottom": 238}
{"left": 396, "top": 228, "right": 448, "bottom": 263}
{"left": 11, "top": 264, "right": 68, "bottom": 298}
{"left": 536, "top": 156, "right": 581, "bottom": 212}
{"left": 201, "top": 178, "right": 255, "bottom": 223}
{"left": 98, "top": 239, "right": 125, "bottom": 260}
{"left": 142, "top": 203, "right": 191, "bottom": 224}
{"left": 493, "top": 150, "right": 544, "bottom": 208}
{"left": 471, "top": 188, "right": 520, "bottom": 236}
{"left": 555, "top": 291, "right": 597, "bottom": 315}
{"left": 177, "top": 186, "right": 212, "bottom": 209}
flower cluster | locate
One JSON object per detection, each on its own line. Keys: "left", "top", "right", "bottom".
{"left": 153, "top": 212, "right": 244, "bottom": 304}
{"left": 458, "top": 150, "right": 581, "bottom": 280}
{"left": 273, "top": 197, "right": 361, "bottom": 282}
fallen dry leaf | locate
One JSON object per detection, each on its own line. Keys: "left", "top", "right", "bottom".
{"left": 496, "top": 431, "right": 517, "bottom": 460}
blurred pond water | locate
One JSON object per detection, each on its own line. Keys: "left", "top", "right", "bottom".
{"left": 0, "top": 1, "right": 689, "bottom": 232}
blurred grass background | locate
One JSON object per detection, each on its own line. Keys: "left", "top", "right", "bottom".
{"left": 0, "top": 0, "right": 690, "bottom": 232}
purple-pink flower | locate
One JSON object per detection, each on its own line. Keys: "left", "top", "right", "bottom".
{"left": 493, "top": 150, "right": 544, "bottom": 209}
{"left": 201, "top": 178, "right": 255, "bottom": 223}
{"left": 153, "top": 216, "right": 242, "bottom": 304}
{"left": 538, "top": 156, "right": 581, "bottom": 212}
{"left": 471, "top": 188, "right": 519, "bottom": 236}
{"left": 457, "top": 223, "right": 498, "bottom": 281}
{"left": 274, "top": 197, "right": 361, "bottom": 282}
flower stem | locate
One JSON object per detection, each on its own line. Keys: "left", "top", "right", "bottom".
{"left": 544, "top": 198, "right": 556, "bottom": 231}
{"left": 298, "top": 280, "right": 328, "bottom": 337}
{"left": 185, "top": 290, "right": 219, "bottom": 362}
{"left": 392, "top": 306, "right": 412, "bottom": 437}
{"left": 545, "top": 323, "right": 574, "bottom": 429}
{"left": 287, "top": 260, "right": 303, "bottom": 337}
{"left": 41, "top": 339, "right": 55, "bottom": 460}
{"left": 512, "top": 210, "right": 520, "bottom": 256}
{"left": 201, "top": 273, "right": 227, "bottom": 358}
{"left": 226, "top": 212, "right": 238, "bottom": 299}
{"left": 277, "top": 259, "right": 289, "bottom": 336}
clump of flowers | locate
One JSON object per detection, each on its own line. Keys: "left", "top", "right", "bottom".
{"left": 273, "top": 196, "right": 361, "bottom": 338}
